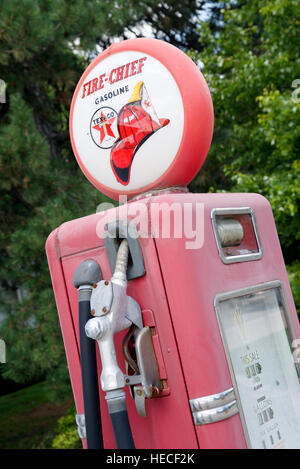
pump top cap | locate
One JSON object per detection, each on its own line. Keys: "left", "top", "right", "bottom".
{"left": 70, "top": 38, "right": 214, "bottom": 200}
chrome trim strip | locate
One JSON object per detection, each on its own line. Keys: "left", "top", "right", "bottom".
{"left": 190, "top": 387, "right": 239, "bottom": 425}
{"left": 211, "top": 207, "right": 263, "bottom": 264}
{"left": 190, "top": 387, "right": 235, "bottom": 412}
{"left": 192, "top": 400, "right": 239, "bottom": 426}
{"left": 214, "top": 280, "right": 283, "bottom": 307}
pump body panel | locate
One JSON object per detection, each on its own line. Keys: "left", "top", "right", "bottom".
{"left": 46, "top": 192, "right": 300, "bottom": 449}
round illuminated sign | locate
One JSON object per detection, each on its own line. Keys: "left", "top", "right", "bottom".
{"left": 70, "top": 38, "right": 214, "bottom": 200}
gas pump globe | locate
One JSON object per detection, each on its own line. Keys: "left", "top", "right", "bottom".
{"left": 46, "top": 38, "right": 300, "bottom": 449}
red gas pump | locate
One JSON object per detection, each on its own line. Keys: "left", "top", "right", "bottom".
{"left": 46, "top": 38, "right": 300, "bottom": 449}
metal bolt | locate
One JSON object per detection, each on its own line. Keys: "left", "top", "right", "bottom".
{"left": 136, "top": 389, "right": 143, "bottom": 396}
{"left": 102, "top": 307, "right": 107, "bottom": 313}
{"left": 91, "top": 309, "right": 95, "bottom": 315}
{"left": 93, "top": 283, "right": 97, "bottom": 288}
{"left": 104, "top": 281, "right": 109, "bottom": 286}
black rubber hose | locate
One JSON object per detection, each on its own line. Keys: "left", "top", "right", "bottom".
{"left": 109, "top": 409, "right": 135, "bottom": 449}
{"left": 79, "top": 300, "right": 103, "bottom": 449}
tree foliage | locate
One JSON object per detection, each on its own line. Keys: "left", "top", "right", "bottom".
{"left": 0, "top": 0, "right": 223, "bottom": 396}
{"left": 190, "top": 0, "right": 300, "bottom": 305}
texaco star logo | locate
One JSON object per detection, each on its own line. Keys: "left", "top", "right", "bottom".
{"left": 90, "top": 106, "right": 118, "bottom": 149}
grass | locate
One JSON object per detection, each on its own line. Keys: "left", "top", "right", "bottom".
{"left": 0, "top": 381, "right": 73, "bottom": 449}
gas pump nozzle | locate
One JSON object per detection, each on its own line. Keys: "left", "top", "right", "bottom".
{"left": 85, "top": 239, "right": 143, "bottom": 391}
{"left": 85, "top": 239, "right": 142, "bottom": 448}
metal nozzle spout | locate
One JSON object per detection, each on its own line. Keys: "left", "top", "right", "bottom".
{"left": 112, "top": 239, "right": 129, "bottom": 287}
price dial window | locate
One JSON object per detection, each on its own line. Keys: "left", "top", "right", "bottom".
{"left": 215, "top": 281, "right": 300, "bottom": 449}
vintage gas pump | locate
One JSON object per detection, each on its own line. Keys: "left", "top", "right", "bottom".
{"left": 46, "top": 38, "right": 300, "bottom": 449}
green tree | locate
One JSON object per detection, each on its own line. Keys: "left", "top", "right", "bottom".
{"left": 190, "top": 0, "right": 300, "bottom": 308}
{"left": 0, "top": 0, "right": 223, "bottom": 397}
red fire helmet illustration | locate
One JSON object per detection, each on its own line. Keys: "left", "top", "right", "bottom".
{"left": 110, "top": 81, "right": 169, "bottom": 185}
